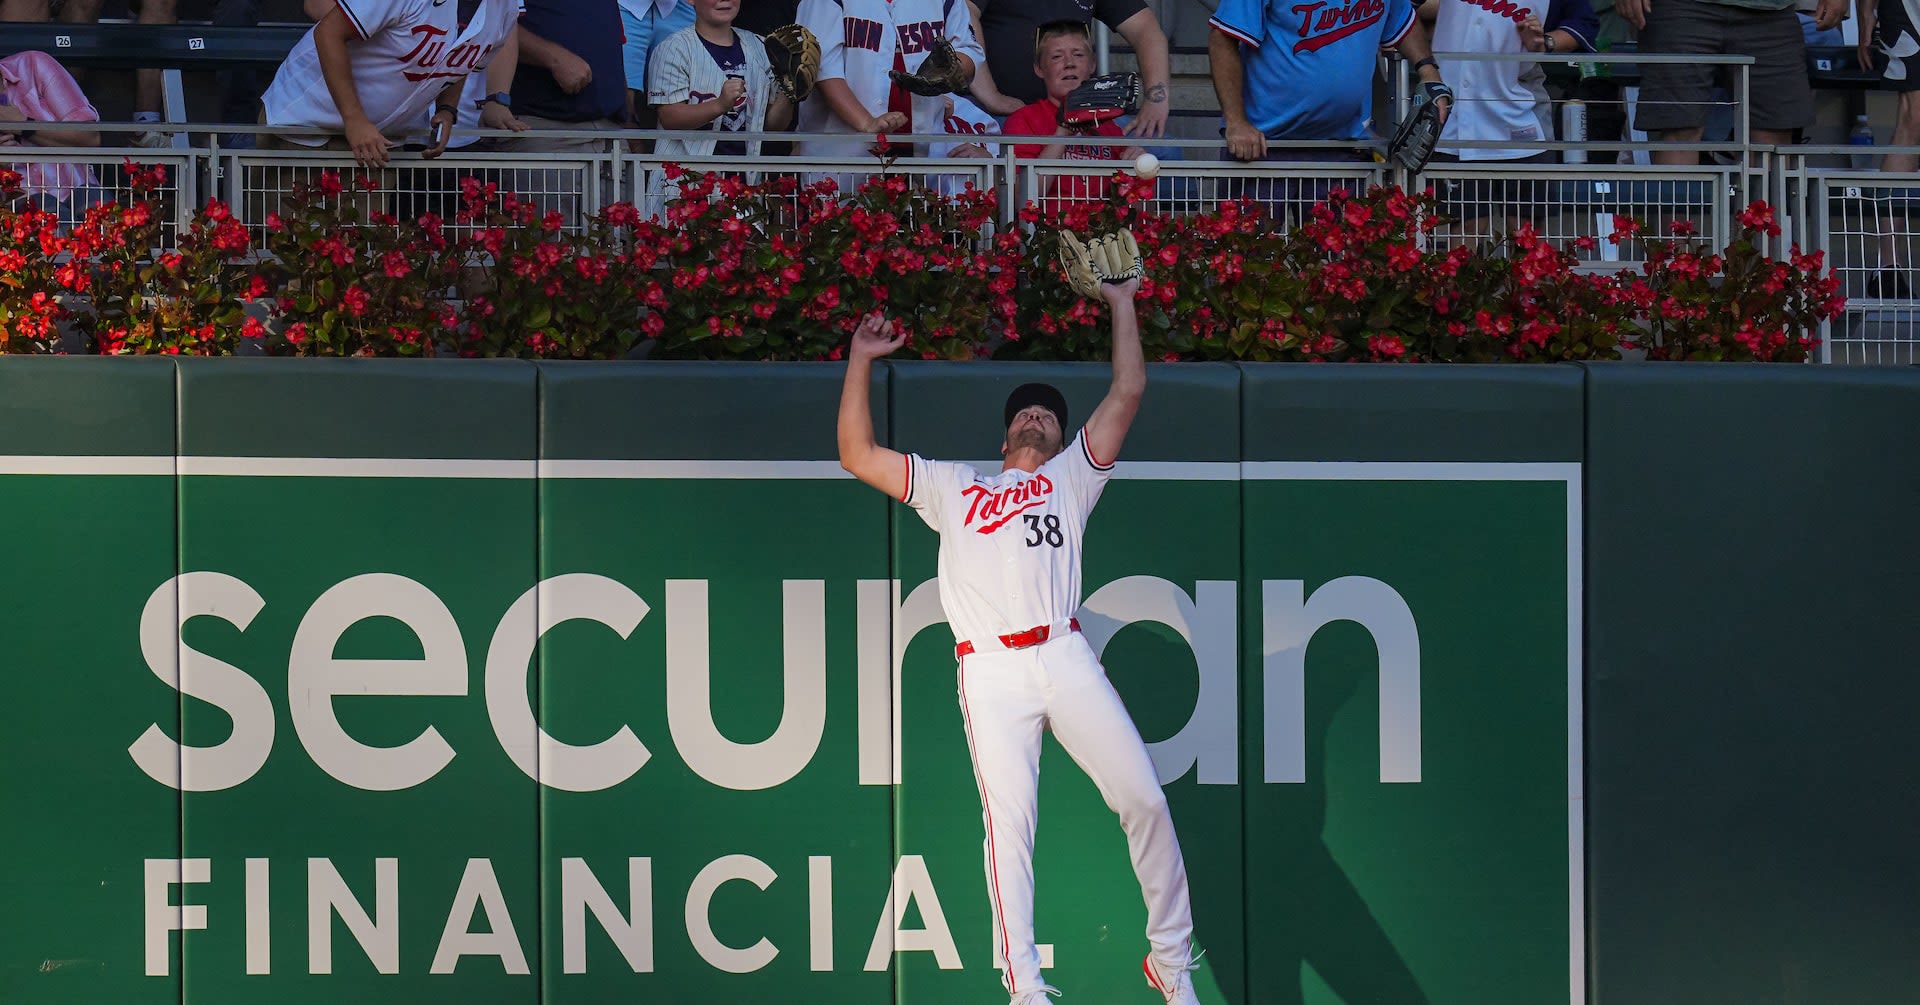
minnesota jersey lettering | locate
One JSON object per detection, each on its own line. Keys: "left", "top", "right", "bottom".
{"left": 843, "top": 16, "right": 885, "bottom": 50}
{"left": 961, "top": 474, "right": 1055, "bottom": 533}
{"left": 1292, "top": 0, "right": 1388, "bottom": 52}
{"left": 796, "top": 0, "right": 984, "bottom": 158}
{"left": 398, "top": 25, "right": 496, "bottom": 81}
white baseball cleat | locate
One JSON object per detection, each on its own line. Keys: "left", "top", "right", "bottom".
{"left": 1144, "top": 953, "right": 1202, "bottom": 1005}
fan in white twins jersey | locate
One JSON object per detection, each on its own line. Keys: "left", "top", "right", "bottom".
{"left": 793, "top": 0, "right": 984, "bottom": 158}
{"left": 835, "top": 270, "right": 1207, "bottom": 1004}
{"left": 262, "top": 0, "right": 520, "bottom": 166}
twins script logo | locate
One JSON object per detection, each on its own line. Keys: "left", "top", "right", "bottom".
{"left": 961, "top": 475, "right": 1054, "bottom": 534}
{"left": 1462, "top": 0, "right": 1534, "bottom": 24}
{"left": 1291, "top": 0, "right": 1387, "bottom": 52}
{"left": 399, "top": 24, "right": 494, "bottom": 82}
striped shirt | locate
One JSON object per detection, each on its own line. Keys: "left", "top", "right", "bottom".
{"left": 0, "top": 51, "right": 101, "bottom": 203}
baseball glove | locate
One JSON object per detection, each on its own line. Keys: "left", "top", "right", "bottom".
{"left": 1386, "top": 79, "right": 1453, "bottom": 172}
{"left": 1058, "top": 72, "right": 1141, "bottom": 130}
{"left": 888, "top": 35, "right": 969, "bottom": 96}
{"left": 763, "top": 24, "right": 821, "bottom": 102}
{"left": 1058, "top": 229, "right": 1144, "bottom": 299}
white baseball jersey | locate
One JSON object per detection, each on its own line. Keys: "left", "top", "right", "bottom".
{"left": 647, "top": 24, "right": 778, "bottom": 159}
{"left": 904, "top": 429, "right": 1111, "bottom": 646}
{"left": 794, "top": 0, "right": 985, "bottom": 158}
{"left": 262, "top": 0, "right": 517, "bottom": 145}
{"left": 927, "top": 93, "right": 1001, "bottom": 158}
{"left": 1432, "top": 0, "right": 1554, "bottom": 160}
{"left": 904, "top": 429, "right": 1197, "bottom": 997}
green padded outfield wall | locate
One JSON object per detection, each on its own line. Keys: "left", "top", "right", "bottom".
{"left": 1581, "top": 364, "right": 1920, "bottom": 1005}
{"left": 0, "top": 356, "right": 1911, "bottom": 1005}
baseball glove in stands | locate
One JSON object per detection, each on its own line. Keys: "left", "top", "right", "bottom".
{"left": 1058, "top": 229, "right": 1144, "bottom": 299}
{"left": 1058, "top": 72, "right": 1141, "bottom": 130}
{"left": 887, "top": 36, "right": 969, "bottom": 96}
{"left": 763, "top": 24, "right": 821, "bottom": 102}
{"left": 1386, "top": 80, "right": 1454, "bottom": 172}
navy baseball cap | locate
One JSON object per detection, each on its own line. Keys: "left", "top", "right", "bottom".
{"left": 1004, "top": 383, "right": 1069, "bottom": 431}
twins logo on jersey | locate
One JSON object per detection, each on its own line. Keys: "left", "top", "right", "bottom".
{"left": 689, "top": 86, "right": 751, "bottom": 129}
{"left": 1291, "top": 0, "right": 1388, "bottom": 52}
{"left": 1461, "top": 0, "right": 1533, "bottom": 25}
{"left": 961, "top": 475, "right": 1055, "bottom": 534}
{"left": 398, "top": 23, "right": 495, "bottom": 82}
{"left": 843, "top": 17, "right": 946, "bottom": 53}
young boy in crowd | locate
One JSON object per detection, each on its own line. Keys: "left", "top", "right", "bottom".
{"left": 646, "top": 0, "right": 794, "bottom": 191}
{"left": 1005, "top": 19, "right": 1143, "bottom": 204}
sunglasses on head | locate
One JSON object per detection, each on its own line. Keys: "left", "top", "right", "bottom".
{"left": 1034, "top": 18, "right": 1093, "bottom": 48}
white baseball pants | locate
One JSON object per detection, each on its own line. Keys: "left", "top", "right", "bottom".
{"left": 954, "top": 630, "right": 1194, "bottom": 996}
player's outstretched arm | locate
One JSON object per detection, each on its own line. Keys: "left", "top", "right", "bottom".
{"left": 1083, "top": 279, "right": 1145, "bottom": 466}
{"left": 837, "top": 313, "right": 911, "bottom": 500}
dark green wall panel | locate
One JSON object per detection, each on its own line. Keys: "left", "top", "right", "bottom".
{"left": 1582, "top": 363, "right": 1920, "bottom": 1005}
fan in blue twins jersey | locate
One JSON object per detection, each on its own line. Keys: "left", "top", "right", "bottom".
{"left": 1208, "top": 0, "right": 1448, "bottom": 159}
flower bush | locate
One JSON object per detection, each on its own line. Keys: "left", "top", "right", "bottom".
{"left": 0, "top": 161, "right": 1846, "bottom": 362}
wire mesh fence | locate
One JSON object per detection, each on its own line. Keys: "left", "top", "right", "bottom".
{"left": 2, "top": 147, "right": 196, "bottom": 243}
{"left": 1784, "top": 153, "right": 1920, "bottom": 364}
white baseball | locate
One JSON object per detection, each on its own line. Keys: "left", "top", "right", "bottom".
{"left": 1133, "top": 152, "right": 1159, "bottom": 179}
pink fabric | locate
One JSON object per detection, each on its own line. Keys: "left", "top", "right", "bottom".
{"left": 0, "top": 50, "right": 102, "bottom": 203}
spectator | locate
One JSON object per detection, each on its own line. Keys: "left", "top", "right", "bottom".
{"left": 968, "top": 0, "right": 1172, "bottom": 139}
{"left": 215, "top": 1, "right": 317, "bottom": 148}
{"left": 482, "top": 1, "right": 627, "bottom": 222}
{"left": 1421, "top": 0, "right": 1594, "bottom": 235}
{"left": 125, "top": 0, "right": 179, "bottom": 146}
{"left": 646, "top": 0, "right": 793, "bottom": 163}
{"left": 625, "top": 0, "right": 696, "bottom": 129}
{"left": 0, "top": 49, "right": 106, "bottom": 213}
{"left": 1005, "top": 18, "right": 1144, "bottom": 204}
{"left": 1209, "top": 0, "right": 1448, "bottom": 162}
{"left": 1208, "top": 0, "right": 1449, "bottom": 220}
{"left": 929, "top": 91, "right": 1001, "bottom": 194}
{"left": 259, "top": 0, "right": 520, "bottom": 166}
{"left": 1617, "top": 0, "right": 1843, "bottom": 165}
{"left": 1854, "top": 0, "right": 1918, "bottom": 296}
{"left": 793, "top": 0, "right": 982, "bottom": 160}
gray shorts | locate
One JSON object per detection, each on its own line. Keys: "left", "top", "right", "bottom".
{"left": 1633, "top": 0, "right": 1813, "bottom": 133}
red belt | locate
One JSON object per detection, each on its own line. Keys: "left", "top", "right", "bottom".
{"left": 956, "top": 618, "right": 1080, "bottom": 657}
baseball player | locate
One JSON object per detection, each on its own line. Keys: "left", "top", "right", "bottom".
{"left": 793, "top": 0, "right": 984, "bottom": 159}
{"left": 260, "top": 0, "right": 520, "bottom": 166}
{"left": 834, "top": 239, "right": 1205, "bottom": 1005}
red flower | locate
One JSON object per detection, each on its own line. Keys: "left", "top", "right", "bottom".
{"left": 340, "top": 285, "right": 370, "bottom": 317}
{"left": 1737, "top": 200, "right": 1780, "bottom": 236}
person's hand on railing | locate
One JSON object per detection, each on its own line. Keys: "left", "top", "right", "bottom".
{"left": 421, "top": 105, "right": 456, "bottom": 160}
{"left": 1617, "top": 0, "right": 1648, "bottom": 31}
{"left": 345, "top": 115, "right": 395, "bottom": 168}
{"left": 480, "top": 99, "right": 528, "bottom": 134}
{"left": 862, "top": 111, "right": 910, "bottom": 134}
{"left": 1224, "top": 118, "right": 1267, "bottom": 161}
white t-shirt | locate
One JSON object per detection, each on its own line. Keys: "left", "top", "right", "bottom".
{"left": 262, "top": 0, "right": 518, "bottom": 145}
{"left": 794, "top": 0, "right": 985, "bottom": 159}
{"left": 647, "top": 24, "right": 776, "bottom": 159}
{"left": 928, "top": 93, "right": 1001, "bottom": 158}
{"left": 904, "top": 430, "right": 1113, "bottom": 647}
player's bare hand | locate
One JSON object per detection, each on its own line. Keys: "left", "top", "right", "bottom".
{"left": 344, "top": 116, "right": 395, "bottom": 168}
{"left": 1224, "top": 119, "right": 1267, "bottom": 161}
{"left": 480, "top": 101, "right": 527, "bottom": 132}
{"left": 849, "top": 312, "right": 906, "bottom": 360}
{"left": 1616, "top": 0, "right": 1649, "bottom": 31}
{"left": 549, "top": 48, "right": 594, "bottom": 94}
{"left": 863, "top": 111, "right": 909, "bottom": 134}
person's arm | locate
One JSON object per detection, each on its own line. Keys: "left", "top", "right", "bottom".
{"left": 838, "top": 313, "right": 910, "bottom": 500}
{"left": 816, "top": 77, "right": 907, "bottom": 133}
{"left": 302, "top": 0, "right": 333, "bottom": 21}
{"left": 1814, "top": 0, "right": 1845, "bottom": 29}
{"left": 1859, "top": 0, "right": 1877, "bottom": 68}
{"left": 1114, "top": 8, "right": 1171, "bottom": 138}
{"left": 656, "top": 76, "right": 746, "bottom": 128}
{"left": 1082, "top": 278, "right": 1145, "bottom": 466}
{"left": 766, "top": 89, "right": 795, "bottom": 131}
{"left": 518, "top": 23, "right": 593, "bottom": 93}
{"left": 1208, "top": 27, "right": 1266, "bottom": 160}
{"left": 478, "top": 27, "right": 530, "bottom": 132}
{"left": 0, "top": 53, "right": 99, "bottom": 146}
{"left": 1388, "top": 14, "right": 1451, "bottom": 128}
{"left": 420, "top": 78, "right": 462, "bottom": 157}
{"left": 311, "top": 6, "right": 393, "bottom": 165}
{"left": 963, "top": 0, "right": 1025, "bottom": 115}
{"left": 1543, "top": 0, "right": 1598, "bottom": 50}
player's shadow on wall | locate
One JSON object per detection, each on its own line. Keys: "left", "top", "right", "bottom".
{"left": 1258, "top": 628, "right": 1430, "bottom": 1005}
